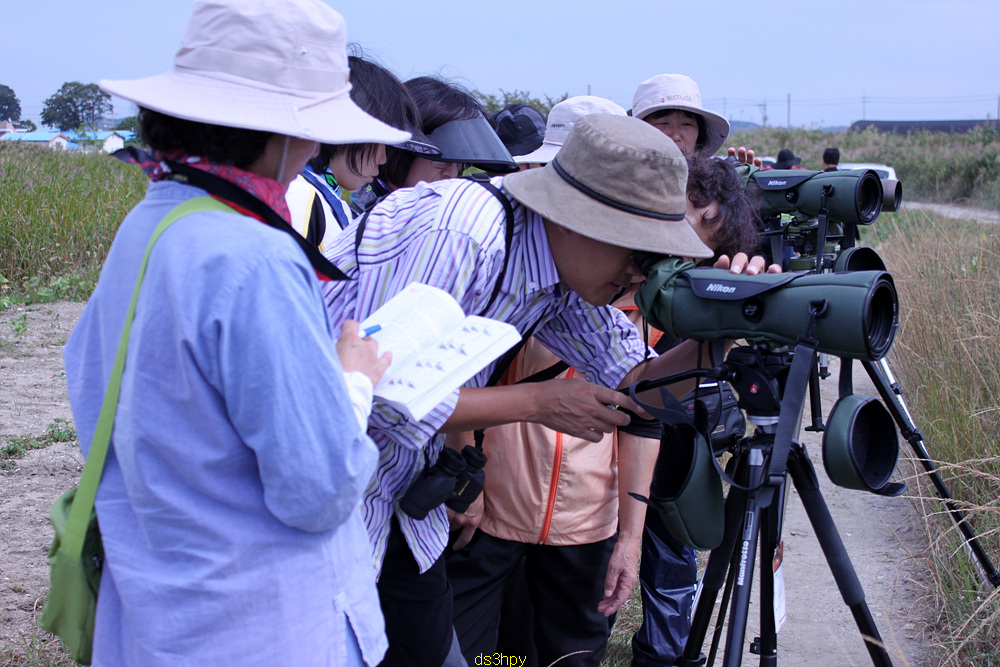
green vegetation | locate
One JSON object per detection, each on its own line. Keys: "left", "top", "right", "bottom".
{"left": 0, "top": 419, "right": 77, "bottom": 470}
{"left": 475, "top": 88, "right": 569, "bottom": 116}
{"left": 731, "top": 125, "right": 1000, "bottom": 209}
{"left": 872, "top": 210, "right": 1000, "bottom": 666}
{"left": 0, "top": 143, "right": 146, "bottom": 303}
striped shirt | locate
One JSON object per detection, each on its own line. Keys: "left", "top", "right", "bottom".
{"left": 322, "top": 176, "right": 648, "bottom": 572}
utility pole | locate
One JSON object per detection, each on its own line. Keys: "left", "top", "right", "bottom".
{"left": 862, "top": 93, "right": 867, "bottom": 121}
{"left": 787, "top": 93, "right": 791, "bottom": 128}
{"left": 759, "top": 100, "right": 768, "bottom": 127}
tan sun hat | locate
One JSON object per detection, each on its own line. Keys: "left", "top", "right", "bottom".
{"left": 504, "top": 114, "right": 713, "bottom": 259}
{"left": 100, "top": 0, "right": 410, "bottom": 146}
{"left": 632, "top": 74, "right": 730, "bottom": 156}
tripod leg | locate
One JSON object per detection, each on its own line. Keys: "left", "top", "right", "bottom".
{"left": 678, "top": 474, "right": 748, "bottom": 667}
{"left": 863, "top": 359, "right": 1000, "bottom": 588}
{"left": 786, "top": 443, "right": 894, "bottom": 667}
{"left": 754, "top": 496, "right": 781, "bottom": 666}
{"left": 805, "top": 363, "right": 825, "bottom": 432}
{"left": 721, "top": 496, "right": 763, "bottom": 667}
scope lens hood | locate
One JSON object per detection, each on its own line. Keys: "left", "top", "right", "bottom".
{"left": 822, "top": 394, "right": 905, "bottom": 496}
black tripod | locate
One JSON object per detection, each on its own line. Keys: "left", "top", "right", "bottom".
{"left": 672, "top": 340, "right": 894, "bottom": 667}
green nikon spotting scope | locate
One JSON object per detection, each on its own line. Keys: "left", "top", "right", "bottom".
{"left": 753, "top": 168, "right": 885, "bottom": 225}
{"left": 635, "top": 259, "right": 899, "bottom": 361}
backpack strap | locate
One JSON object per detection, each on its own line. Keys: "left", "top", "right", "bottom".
{"left": 353, "top": 174, "right": 516, "bottom": 317}
{"left": 165, "top": 160, "right": 349, "bottom": 281}
{"left": 305, "top": 189, "right": 327, "bottom": 250}
{"left": 463, "top": 173, "right": 515, "bottom": 316}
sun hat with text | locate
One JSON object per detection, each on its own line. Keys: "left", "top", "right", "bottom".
{"left": 99, "top": 0, "right": 410, "bottom": 146}
{"left": 515, "top": 96, "right": 628, "bottom": 165}
{"left": 631, "top": 74, "right": 730, "bottom": 156}
{"left": 504, "top": 114, "right": 713, "bottom": 258}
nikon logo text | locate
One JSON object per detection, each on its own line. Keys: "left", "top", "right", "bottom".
{"left": 706, "top": 283, "right": 737, "bottom": 294}
{"left": 767, "top": 180, "right": 788, "bottom": 186}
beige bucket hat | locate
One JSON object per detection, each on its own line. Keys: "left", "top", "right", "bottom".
{"left": 632, "top": 74, "right": 730, "bottom": 156}
{"left": 100, "top": 0, "right": 410, "bottom": 146}
{"left": 504, "top": 114, "right": 713, "bottom": 259}
{"left": 515, "top": 95, "right": 627, "bottom": 165}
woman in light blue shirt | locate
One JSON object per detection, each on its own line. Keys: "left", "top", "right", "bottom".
{"left": 62, "top": 1, "right": 408, "bottom": 664}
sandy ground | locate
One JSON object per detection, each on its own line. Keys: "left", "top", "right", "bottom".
{"left": 0, "top": 301, "right": 940, "bottom": 665}
{"left": 901, "top": 201, "right": 999, "bottom": 224}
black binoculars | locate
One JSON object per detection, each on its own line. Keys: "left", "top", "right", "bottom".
{"left": 399, "top": 445, "right": 488, "bottom": 520}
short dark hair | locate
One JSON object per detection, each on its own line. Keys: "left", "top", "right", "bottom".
{"left": 644, "top": 108, "right": 708, "bottom": 153}
{"left": 823, "top": 147, "right": 840, "bottom": 165}
{"left": 308, "top": 54, "right": 420, "bottom": 180}
{"left": 686, "top": 155, "right": 761, "bottom": 263}
{"left": 138, "top": 108, "right": 272, "bottom": 168}
{"left": 379, "top": 76, "right": 487, "bottom": 188}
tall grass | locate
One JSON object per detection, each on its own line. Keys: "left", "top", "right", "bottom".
{"left": 0, "top": 143, "right": 146, "bottom": 300}
{"left": 874, "top": 210, "right": 1000, "bottom": 665}
{"left": 730, "top": 126, "right": 1000, "bottom": 209}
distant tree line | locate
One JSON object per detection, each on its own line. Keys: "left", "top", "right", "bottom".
{"left": 0, "top": 83, "right": 22, "bottom": 122}
{"left": 474, "top": 89, "right": 568, "bottom": 117}
{"left": 0, "top": 81, "right": 119, "bottom": 131}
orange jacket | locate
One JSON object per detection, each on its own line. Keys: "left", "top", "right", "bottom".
{"left": 478, "top": 296, "right": 657, "bottom": 545}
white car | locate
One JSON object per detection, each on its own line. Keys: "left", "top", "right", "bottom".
{"left": 838, "top": 162, "right": 897, "bottom": 180}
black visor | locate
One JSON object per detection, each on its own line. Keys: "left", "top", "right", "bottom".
{"left": 426, "top": 116, "right": 519, "bottom": 173}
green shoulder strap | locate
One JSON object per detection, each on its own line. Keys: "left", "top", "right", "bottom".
{"left": 61, "top": 196, "right": 237, "bottom": 559}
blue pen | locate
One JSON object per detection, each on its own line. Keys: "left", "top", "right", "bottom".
{"left": 361, "top": 324, "right": 382, "bottom": 337}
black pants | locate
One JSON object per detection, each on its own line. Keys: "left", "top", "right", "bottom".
{"left": 446, "top": 531, "right": 615, "bottom": 667}
{"left": 377, "top": 518, "right": 465, "bottom": 667}
{"left": 631, "top": 508, "right": 698, "bottom": 666}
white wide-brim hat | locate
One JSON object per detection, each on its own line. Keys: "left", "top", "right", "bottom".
{"left": 504, "top": 115, "right": 712, "bottom": 259}
{"left": 631, "top": 74, "right": 730, "bottom": 156}
{"left": 516, "top": 95, "right": 627, "bottom": 165}
{"left": 101, "top": 0, "right": 410, "bottom": 147}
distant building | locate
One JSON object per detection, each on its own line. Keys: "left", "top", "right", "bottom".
{"left": 850, "top": 119, "right": 999, "bottom": 135}
{"left": 65, "top": 130, "right": 126, "bottom": 153}
{"left": 0, "top": 120, "right": 33, "bottom": 136}
{"left": 0, "top": 131, "right": 71, "bottom": 149}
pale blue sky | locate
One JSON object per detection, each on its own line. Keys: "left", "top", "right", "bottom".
{"left": 4, "top": 0, "right": 999, "bottom": 129}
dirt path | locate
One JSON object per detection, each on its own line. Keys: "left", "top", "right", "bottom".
{"left": 0, "top": 302, "right": 937, "bottom": 665}
{"left": 901, "top": 201, "right": 999, "bottom": 224}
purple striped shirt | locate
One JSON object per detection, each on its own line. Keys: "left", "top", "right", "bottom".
{"left": 322, "top": 177, "right": 648, "bottom": 572}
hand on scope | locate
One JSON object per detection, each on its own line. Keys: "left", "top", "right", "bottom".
{"left": 715, "top": 252, "right": 782, "bottom": 275}
{"left": 727, "top": 146, "right": 763, "bottom": 168}
{"left": 336, "top": 320, "right": 392, "bottom": 386}
{"left": 527, "top": 377, "right": 638, "bottom": 442}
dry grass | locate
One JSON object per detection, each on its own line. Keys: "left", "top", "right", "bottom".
{"left": 875, "top": 209, "right": 1000, "bottom": 665}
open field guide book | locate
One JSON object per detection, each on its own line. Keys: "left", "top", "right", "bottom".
{"left": 359, "top": 283, "right": 522, "bottom": 421}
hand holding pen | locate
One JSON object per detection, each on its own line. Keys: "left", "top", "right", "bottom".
{"left": 336, "top": 320, "right": 392, "bottom": 386}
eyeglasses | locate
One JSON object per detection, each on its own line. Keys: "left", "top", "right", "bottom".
{"left": 430, "top": 160, "right": 470, "bottom": 175}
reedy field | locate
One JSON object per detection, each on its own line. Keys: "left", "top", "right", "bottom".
{"left": 1, "top": 126, "right": 998, "bottom": 665}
